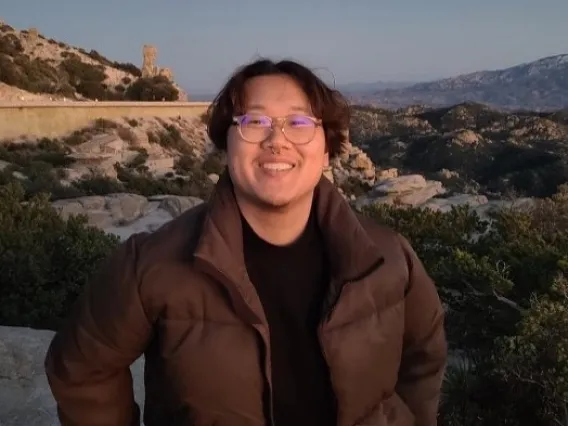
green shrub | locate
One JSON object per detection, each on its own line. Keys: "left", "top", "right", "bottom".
{"left": 113, "top": 62, "right": 141, "bottom": 77}
{"left": 493, "top": 273, "right": 568, "bottom": 423}
{"left": 0, "top": 41, "right": 135, "bottom": 100}
{"left": 114, "top": 164, "right": 213, "bottom": 199}
{"left": 201, "top": 150, "right": 226, "bottom": 175}
{"left": 0, "top": 134, "right": 565, "bottom": 424}
{"left": 126, "top": 149, "right": 149, "bottom": 169}
{"left": 360, "top": 185, "right": 568, "bottom": 425}
{"left": 0, "top": 139, "right": 84, "bottom": 200}
{"left": 73, "top": 174, "right": 125, "bottom": 195}
{"left": 0, "top": 181, "right": 119, "bottom": 330}
{"left": 339, "top": 176, "right": 372, "bottom": 197}
{"left": 154, "top": 124, "right": 192, "bottom": 154}
{"left": 116, "top": 126, "right": 137, "bottom": 143}
{"left": 125, "top": 75, "right": 179, "bottom": 101}
{"left": 0, "top": 33, "right": 23, "bottom": 55}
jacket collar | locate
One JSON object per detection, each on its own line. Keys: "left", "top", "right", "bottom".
{"left": 192, "top": 169, "right": 383, "bottom": 321}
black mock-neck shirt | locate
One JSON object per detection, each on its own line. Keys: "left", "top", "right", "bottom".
{"left": 241, "top": 207, "right": 337, "bottom": 426}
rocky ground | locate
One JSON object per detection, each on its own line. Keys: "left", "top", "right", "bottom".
{"left": 49, "top": 171, "right": 534, "bottom": 242}
{"left": 0, "top": 326, "right": 145, "bottom": 426}
{"left": 0, "top": 21, "right": 188, "bottom": 102}
{"left": 350, "top": 102, "right": 568, "bottom": 199}
{"left": 0, "top": 111, "right": 535, "bottom": 241}
{"left": 0, "top": 103, "right": 561, "bottom": 423}
{"left": 0, "top": 82, "right": 53, "bottom": 102}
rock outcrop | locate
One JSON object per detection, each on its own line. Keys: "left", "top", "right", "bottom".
{"left": 0, "top": 20, "right": 186, "bottom": 102}
{"left": 349, "top": 102, "right": 568, "bottom": 199}
{"left": 353, "top": 170, "right": 535, "bottom": 220}
{"left": 140, "top": 44, "right": 188, "bottom": 101}
{"left": 52, "top": 193, "right": 203, "bottom": 240}
{"left": 48, "top": 173, "right": 535, "bottom": 242}
{"left": 0, "top": 326, "right": 145, "bottom": 426}
{"left": 332, "top": 142, "right": 376, "bottom": 187}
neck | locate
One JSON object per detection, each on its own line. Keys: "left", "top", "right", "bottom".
{"left": 235, "top": 191, "right": 315, "bottom": 246}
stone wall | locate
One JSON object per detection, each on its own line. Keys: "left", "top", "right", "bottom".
{"left": 0, "top": 101, "right": 210, "bottom": 140}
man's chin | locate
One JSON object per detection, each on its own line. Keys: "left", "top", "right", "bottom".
{"left": 254, "top": 193, "right": 293, "bottom": 210}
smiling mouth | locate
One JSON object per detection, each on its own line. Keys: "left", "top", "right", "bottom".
{"left": 259, "top": 162, "right": 295, "bottom": 171}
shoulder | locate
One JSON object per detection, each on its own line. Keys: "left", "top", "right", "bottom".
{"left": 113, "top": 201, "right": 209, "bottom": 271}
{"left": 354, "top": 210, "right": 425, "bottom": 284}
{"left": 355, "top": 211, "right": 407, "bottom": 251}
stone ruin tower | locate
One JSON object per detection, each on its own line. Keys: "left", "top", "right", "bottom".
{"left": 141, "top": 44, "right": 176, "bottom": 81}
{"left": 27, "top": 27, "right": 39, "bottom": 43}
{"left": 139, "top": 43, "right": 187, "bottom": 100}
{"left": 142, "top": 44, "right": 158, "bottom": 77}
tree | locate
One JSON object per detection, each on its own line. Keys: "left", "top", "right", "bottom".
{"left": 0, "top": 181, "right": 119, "bottom": 330}
{"left": 125, "top": 75, "right": 179, "bottom": 101}
{"left": 359, "top": 185, "right": 568, "bottom": 425}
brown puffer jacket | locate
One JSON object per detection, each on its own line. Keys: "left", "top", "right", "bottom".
{"left": 44, "top": 172, "right": 447, "bottom": 426}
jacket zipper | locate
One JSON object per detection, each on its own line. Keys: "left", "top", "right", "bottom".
{"left": 195, "top": 257, "right": 276, "bottom": 426}
{"left": 318, "top": 256, "right": 386, "bottom": 426}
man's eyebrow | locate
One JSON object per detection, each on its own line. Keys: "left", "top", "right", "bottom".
{"left": 289, "top": 106, "right": 311, "bottom": 113}
{"left": 245, "top": 104, "right": 265, "bottom": 111}
{"left": 244, "top": 105, "right": 311, "bottom": 113}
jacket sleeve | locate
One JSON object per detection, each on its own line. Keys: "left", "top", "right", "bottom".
{"left": 395, "top": 234, "right": 448, "bottom": 426}
{"left": 44, "top": 234, "right": 152, "bottom": 426}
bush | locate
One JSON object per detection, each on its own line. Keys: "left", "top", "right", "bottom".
{"left": 359, "top": 185, "right": 568, "bottom": 425}
{"left": 201, "top": 150, "right": 226, "bottom": 175}
{"left": 113, "top": 62, "right": 141, "bottom": 77}
{"left": 339, "top": 176, "right": 372, "bottom": 197}
{"left": 0, "top": 181, "right": 119, "bottom": 330}
{"left": 492, "top": 274, "right": 568, "bottom": 423}
{"left": 125, "top": 75, "right": 179, "bottom": 101}
{"left": 1, "top": 135, "right": 565, "bottom": 423}
{"left": 0, "top": 36, "right": 141, "bottom": 100}
{"left": 0, "top": 139, "right": 84, "bottom": 200}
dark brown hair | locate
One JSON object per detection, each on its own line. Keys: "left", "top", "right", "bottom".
{"left": 206, "top": 58, "right": 350, "bottom": 157}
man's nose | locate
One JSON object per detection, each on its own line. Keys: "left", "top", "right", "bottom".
{"left": 263, "top": 121, "right": 290, "bottom": 150}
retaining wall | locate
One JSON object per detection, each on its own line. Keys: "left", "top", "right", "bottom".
{"left": 0, "top": 101, "right": 211, "bottom": 140}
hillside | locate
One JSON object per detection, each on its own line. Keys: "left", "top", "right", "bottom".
{"left": 0, "top": 21, "right": 186, "bottom": 101}
{"left": 350, "top": 102, "right": 568, "bottom": 198}
{"left": 2, "top": 106, "right": 568, "bottom": 425}
{"left": 1, "top": 18, "right": 568, "bottom": 426}
{"left": 0, "top": 110, "right": 385, "bottom": 236}
{"left": 2, "top": 102, "right": 561, "bottom": 238}
{"left": 337, "top": 80, "right": 415, "bottom": 93}
{"left": 351, "top": 54, "right": 568, "bottom": 111}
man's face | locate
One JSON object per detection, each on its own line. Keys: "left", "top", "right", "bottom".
{"left": 226, "top": 74, "right": 329, "bottom": 210}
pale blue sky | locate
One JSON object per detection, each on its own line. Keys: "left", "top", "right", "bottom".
{"left": 2, "top": 0, "right": 568, "bottom": 94}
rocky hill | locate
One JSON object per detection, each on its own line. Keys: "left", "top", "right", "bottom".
{"left": 0, "top": 102, "right": 550, "bottom": 240}
{"left": 351, "top": 54, "right": 568, "bottom": 111}
{"left": 0, "top": 21, "right": 186, "bottom": 101}
{"left": 337, "top": 80, "right": 415, "bottom": 93}
{"left": 2, "top": 18, "right": 568, "bottom": 426}
{"left": 350, "top": 102, "right": 568, "bottom": 199}
{"left": 0, "top": 111, "right": 388, "bottom": 238}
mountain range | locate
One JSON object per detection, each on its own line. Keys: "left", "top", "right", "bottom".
{"left": 343, "top": 54, "right": 568, "bottom": 111}
{"left": 2, "top": 18, "right": 567, "bottom": 112}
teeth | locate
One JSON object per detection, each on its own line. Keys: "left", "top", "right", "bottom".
{"left": 261, "top": 162, "right": 293, "bottom": 171}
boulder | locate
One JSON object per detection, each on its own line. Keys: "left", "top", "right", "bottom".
{"left": 0, "top": 326, "right": 145, "bottom": 426}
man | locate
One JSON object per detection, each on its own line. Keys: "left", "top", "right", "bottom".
{"left": 45, "top": 58, "right": 447, "bottom": 426}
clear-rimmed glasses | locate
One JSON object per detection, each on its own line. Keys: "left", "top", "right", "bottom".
{"left": 231, "top": 113, "right": 322, "bottom": 145}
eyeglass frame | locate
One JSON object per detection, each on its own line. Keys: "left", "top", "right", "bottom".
{"left": 231, "top": 113, "right": 323, "bottom": 145}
